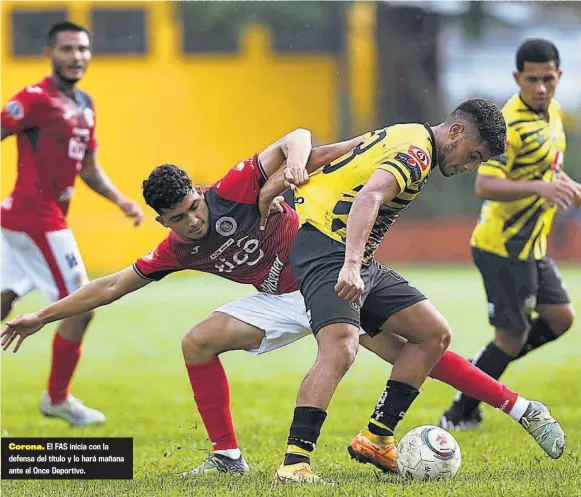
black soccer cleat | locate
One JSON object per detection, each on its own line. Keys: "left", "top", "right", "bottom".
{"left": 440, "top": 403, "right": 484, "bottom": 432}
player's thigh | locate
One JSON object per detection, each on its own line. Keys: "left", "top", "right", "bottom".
{"left": 536, "top": 257, "right": 571, "bottom": 306}
{"left": 472, "top": 247, "right": 537, "bottom": 334}
{"left": 1, "top": 229, "right": 35, "bottom": 298}
{"left": 290, "top": 225, "right": 364, "bottom": 335}
{"left": 213, "top": 290, "right": 312, "bottom": 355}
{"left": 360, "top": 261, "right": 429, "bottom": 341}
{"left": 42, "top": 230, "right": 89, "bottom": 299}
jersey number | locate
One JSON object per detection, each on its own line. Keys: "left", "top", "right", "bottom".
{"left": 68, "top": 137, "right": 86, "bottom": 161}
{"left": 322, "top": 129, "right": 388, "bottom": 175}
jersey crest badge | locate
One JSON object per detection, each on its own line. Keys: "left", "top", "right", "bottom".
{"left": 216, "top": 217, "right": 238, "bottom": 237}
{"left": 6, "top": 101, "right": 24, "bottom": 120}
{"left": 394, "top": 152, "right": 421, "bottom": 182}
{"left": 408, "top": 145, "right": 430, "bottom": 170}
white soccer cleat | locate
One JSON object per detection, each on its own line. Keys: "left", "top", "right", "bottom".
{"left": 181, "top": 453, "right": 250, "bottom": 475}
{"left": 39, "top": 391, "right": 106, "bottom": 427}
{"left": 519, "top": 401, "right": 565, "bottom": 459}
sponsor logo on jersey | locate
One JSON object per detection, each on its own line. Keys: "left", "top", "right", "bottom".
{"left": 5, "top": 101, "right": 24, "bottom": 120}
{"left": 26, "top": 86, "right": 43, "bottom": 94}
{"left": 58, "top": 186, "right": 74, "bottom": 203}
{"left": 394, "top": 152, "right": 421, "bottom": 182}
{"left": 408, "top": 145, "right": 430, "bottom": 170}
{"left": 260, "top": 254, "right": 284, "bottom": 294}
{"left": 190, "top": 246, "right": 200, "bottom": 255}
{"left": 210, "top": 238, "right": 235, "bottom": 260}
{"left": 216, "top": 217, "right": 238, "bottom": 237}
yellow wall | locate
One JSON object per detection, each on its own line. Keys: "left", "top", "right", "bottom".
{"left": 1, "top": 1, "right": 343, "bottom": 273}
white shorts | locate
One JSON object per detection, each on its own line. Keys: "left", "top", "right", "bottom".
{"left": 1, "top": 228, "right": 89, "bottom": 302}
{"left": 215, "top": 290, "right": 365, "bottom": 355}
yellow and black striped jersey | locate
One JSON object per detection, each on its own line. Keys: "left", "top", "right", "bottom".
{"left": 471, "top": 94, "right": 566, "bottom": 260}
{"left": 295, "top": 123, "right": 437, "bottom": 263}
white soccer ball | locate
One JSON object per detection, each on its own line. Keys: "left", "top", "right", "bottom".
{"left": 396, "top": 425, "right": 461, "bottom": 481}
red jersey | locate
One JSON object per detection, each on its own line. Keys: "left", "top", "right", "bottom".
{"left": 134, "top": 155, "right": 299, "bottom": 295}
{"left": 1, "top": 76, "right": 98, "bottom": 232}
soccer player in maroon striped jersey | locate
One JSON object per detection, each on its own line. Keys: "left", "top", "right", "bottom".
{"left": 2, "top": 129, "right": 562, "bottom": 476}
{"left": 1, "top": 21, "right": 143, "bottom": 427}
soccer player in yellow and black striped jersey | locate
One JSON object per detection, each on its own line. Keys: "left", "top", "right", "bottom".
{"left": 442, "top": 39, "right": 581, "bottom": 432}
{"left": 272, "top": 99, "right": 512, "bottom": 483}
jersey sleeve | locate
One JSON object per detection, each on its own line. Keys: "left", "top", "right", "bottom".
{"left": 478, "top": 125, "right": 522, "bottom": 179}
{"left": 133, "top": 237, "right": 183, "bottom": 281}
{"left": 378, "top": 144, "right": 431, "bottom": 191}
{"left": 212, "top": 154, "right": 267, "bottom": 204}
{"left": 1, "top": 86, "right": 47, "bottom": 134}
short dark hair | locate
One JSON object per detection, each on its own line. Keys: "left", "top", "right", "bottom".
{"left": 142, "top": 165, "right": 193, "bottom": 214}
{"left": 516, "top": 39, "right": 560, "bottom": 72}
{"left": 47, "top": 21, "right": 90, "bottom": 47}
{"left": 448, "top": 98, "right": 507, "bottom": 158}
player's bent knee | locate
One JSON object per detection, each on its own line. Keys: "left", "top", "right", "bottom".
{"left": 316, "top": 324, "right": 359, "bottom": 373}
{"left": 552, "top": 306, "right": 575, "bottom": 336}
{"left": 182, "top": 325, "right": 213, "bottom": 355}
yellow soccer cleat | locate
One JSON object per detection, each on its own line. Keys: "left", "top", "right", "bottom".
{"left": 274, "top": 462, "right": 326, "bottom": 484}
{"left": 347, "top": 428, "right": 398, "bottom": 473}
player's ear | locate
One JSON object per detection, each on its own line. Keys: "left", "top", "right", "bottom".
{"left": 43, "top": 45, "right": 52, "bottom": 58}
{"left": 155, "top": 215, "right": 168, "bottom": 228}
{"left": 194, "top": 185, "right": 204, "bottom": 196}
{"left": 512, "top": 71, "right": 520, "bottom": 86}
{"left": 449, "top": 123, "right": 464, "bottom": 139}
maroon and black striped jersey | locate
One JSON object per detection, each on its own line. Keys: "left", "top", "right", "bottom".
{"left": 134, "top": 154, "right": 299, "bottom": 294}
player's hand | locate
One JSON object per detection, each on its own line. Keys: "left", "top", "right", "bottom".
{"left": 1, "top": 313, "right": 45, "bottom": 353}
{"left": 258, "top": 195, "right": 284, "bottom": 231}
{"left": 536, "top": 181, "right": 578, "bottom": 210}
{"left": 335, "top": 263, "right": 364, "bottom": 305}
{"left": 118, "top": 198, "right": 144, "bottom": 227}
{"left": 284, "top": 163, "right": 309, "bottom": 191}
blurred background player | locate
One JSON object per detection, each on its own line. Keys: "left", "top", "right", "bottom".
{"left": 0, "top": 21, "right": 143, "bottom": 426}
{"left": 441, "top": 39, "right": 581, "bottom": 430}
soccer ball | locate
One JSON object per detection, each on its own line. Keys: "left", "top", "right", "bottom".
{"left": 396, "top": 425, "right": 461, "bottom": 481}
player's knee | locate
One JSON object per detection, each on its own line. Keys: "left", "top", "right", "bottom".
{"left": 182, "top": 324, "right": 215, "bottom": 360}
{"left": 549, "top": 306, "right": 575, "bottom": 336}
{"left": 79, "top": 310, "right": 95, "bottom": 327}
{"left": 424, "top": 313, "right": 452, "bottom": 352}
{"left": 316, "top": 325, "right": 359, "bottom": 374}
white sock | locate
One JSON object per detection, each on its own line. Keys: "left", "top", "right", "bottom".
{"left": 214, "top": 448, "right": 241, "bottom": 460}
{"left": 509, "top": 396, "right": 530, "bottom": 421}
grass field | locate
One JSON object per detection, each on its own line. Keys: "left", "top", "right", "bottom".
{"left": 1, "top": 265, "right": 580, "bottom": 497}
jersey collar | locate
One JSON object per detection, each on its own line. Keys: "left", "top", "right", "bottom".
{"left": 423, "top": 123, "right": 439, "bottom": 171}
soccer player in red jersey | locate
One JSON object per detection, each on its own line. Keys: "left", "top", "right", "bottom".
{"left": 1, "top": 21, "right": 143, "bottom": 426}
{"left": 2, "top": 129, "right": 563, "bottom": 475}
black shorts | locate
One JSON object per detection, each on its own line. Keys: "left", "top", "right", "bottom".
{"left": 290, "top": 224, "right": 427, "bottom": 336}
{"left": 472, "top": 247, "right": 570, "bottom": 333}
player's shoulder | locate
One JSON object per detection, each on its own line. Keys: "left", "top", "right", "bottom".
{"left": 73, "top": 88, "right": 95, "bottom": 109}
{"left": 12, "top": 78, "right": 52, "bottom": 101}
{"left": 502, "top": 94, "right": 535, "bottom": 126}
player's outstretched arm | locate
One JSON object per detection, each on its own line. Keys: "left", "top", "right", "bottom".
{"left": 336, "top": 169, "right": 401, "bottom": 304}
{"left": 80, "top": 151, "right": 144, "bottom": 226}
{"left": 1, "top": 267, "right": 149, "bottom": 353}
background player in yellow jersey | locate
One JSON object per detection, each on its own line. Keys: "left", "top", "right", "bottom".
{"left": 272, "top": 99, "right": 509, "bottom": 483}
{"left": 441, "top": 40, "right": 581, "bottom": 431}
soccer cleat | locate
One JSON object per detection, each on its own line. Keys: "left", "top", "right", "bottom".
{"left": 181, "top": 453, "right": 249, "bottom": 475}
{"left": 274, "top": 462, "right": 326, "bottom": 484}
{"left": 347, "top": 428, "right": 398, "bottom": 473}
{"left": 440, "top": 403, "right": 484, "bottom": 432}
{"left": 519, "top": 401, "right": 565, "bottom": 459}
{"left": 39, "top": 391, "right": 106, "bottom": 427}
